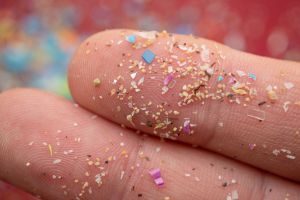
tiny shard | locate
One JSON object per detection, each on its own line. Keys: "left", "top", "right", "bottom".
{"left": 284, "top": 82, "right": 294, "bottom": 90}
{"left": 267, "top": 90, "right": 278, "bottom": 102}
{"left": 130, "top": 72, "right": 137, "bottom": 79}
{"left": 48, "top": 144, "right": 53, "bottom": 156}
{"left": 149, "top": 168, "right": 161, "bottom": 179}
{"left": 249, "top": 143, "right": 256, "bottom": 150}
{"left": 142, "top": 49, "right": 156, "bottom": 64}
{"left": 149, "top": 168, "right": 164, "bottom": 187}
{"left": 286, "top": 155, "right": 296, "bottom": 160}
{"left": 164, "top": 74, "right": 174, "bottom": 86}
{"left": 206, "top": 67, "right": 214, "bottom": 76}
{"left": 258, "top": 101, "right": 266, "bottom": 106}
{"left": 95, "top": 173, "right": 104, "bottom": 185}
{"left": 126, "top": 35, "right": 136, "bottom": 43}
{"left": 283, "top": 101, "right": 291, "bottom": 112}
{"left": 248, "top": 73, "right": 257, "bottom": 80}
{"left": 201, "top": 47, "right": 210, "bottom": 62}
{"left": 154, "top": 177, "right": 164, "bottom": 186}
{"left": 218, "top": 75, "right": 224, "bottom": 81}
{"left": 156, "top": 147, "right": 161, "bottom": 152}
{"left": 272, "top": 149, "right": 280, "bottom": 156}
{"left": 247, "top": 109, "right": 265, "bottom": 121}
{"left": 236, "top": 70, "right": 246, "bottom": 77}
{"left": 53, "top": 159, "right": 62, "bottom": 164}
{"left": 183, "top": 119, "right": 191, "bottom": 134}
{"left": 93, "top": 78, "right": 101, "bottom": 87}
{"left": 231, "top": 190, "right": 239, "bottom": 200}
{"left": 120, "top": 170, "right": 125, "bottom": 180}
{"left": 138, "top": 77, "right": 144, "bottom": 85}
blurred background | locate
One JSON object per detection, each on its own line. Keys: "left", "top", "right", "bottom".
{"left": 0, "top": 0, "right": 300, "bottom": 199}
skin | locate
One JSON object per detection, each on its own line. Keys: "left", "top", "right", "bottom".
{"left": 0, "top": 29, "right": 299, "bottom": 200}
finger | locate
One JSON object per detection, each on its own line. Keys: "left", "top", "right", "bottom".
{"left": 68, "top": 29, "right": 300, "bottom": 181}
{"left": 0, "top": 181, "right": 38, "bottom": 200}
{"left": 1, "top": 89, "right": 300, "bottom": 200}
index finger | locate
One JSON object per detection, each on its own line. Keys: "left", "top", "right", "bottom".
{"left": 68, "top": 29, "right": 300, "bottom": 181}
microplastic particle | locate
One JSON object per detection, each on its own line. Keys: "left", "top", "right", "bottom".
{"left": 286, "top": 155, "right": 296, "bottom": 160}
{"left": 93, "top": 78, "right": 101, "bottom": 87}
{"left": 283, "top": 101, "right": 291, "bottom": 112}
{"left": 284, "top": 82, "right": 294, "bottom": 90}
{"left": 154, "top": 177, "right": 164, "bottom": 186}
{"left": 53, "top": 159, "right": 62, "bottom": 164}
{"left": 201, "top": 47, "right": 210, "bottom": 63}
{"left": 247, "top": 109, "right": 265, "bottom": 121}
{"left": 267, "top": 90, "right": 278, "bottom": 102}
{"left": 48, "top": 144, "right": 53, "bottom": 156}
{"left": 248, "top": 73, "right": 256, "bottom": 80}
{"left": 206, "top": 67, "right": 214, "bottom": 76}
{"left": 126, "top": 35, "right": 136, "bottom": 43}
{"left": 164, "top": 74, "right": 174, "bottom": 86}
{"left": 231, "top": 190, "right": 239, "bottom": 200}
{"left": 120, "top": 170, "right": 125, "bottom": 180}
{"left": 249, "top": 143, "right": 256, "bottom": 150}
{"left": 217, "top": 75, "right": 224, "bottom": 81}
{"left": 183, "top": 119, "right": 191, "bottom": 134}
{"left": 136, "top": 31, "right": 157, "bottom": 40}
{"left": 130, "top": 72, "right": 137, "bottom": 79}
{"left": 228, "top": 77, "right": 236, "bottom": 84}
{"left": 137, "top": 77, "right": 144, "bottom": 85}
{"left": 149, "top": 168, "right": 164, "bottom": 186}
{"left": 149, "top": 168, "right": 161, "bottom": 179}
{"left": 142, "top": 49, "right": 156, "bottom": 64}
{"left": 236, "top": 70, "right": 246, "bottom": 77}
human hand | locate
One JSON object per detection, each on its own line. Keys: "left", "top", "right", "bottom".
{"left": 0, "top": 29, "right": 299, "bottom": 200}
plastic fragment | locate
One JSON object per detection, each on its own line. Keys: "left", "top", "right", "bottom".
{"left": 284, "top": 82, "right": 294, "bottom": 90}
{"left": 283, "top": 101, "right": 291, "bottom": 112}
{"left": 126, "top": 35, "right": 136, "bottom": 43}
{"left": 154, "top": 177, "right": 164, "bottom": 186}
{"left": 236, "top": 70, "right": 246, "bottom": 77}
{"left": 217, "top": 75, "right": 224, "bottom": 81}
{"left": 248, "top": 73, "right": 256, "bottom": 80}
{"left": 149, "top": 168, "right": 161, "bottom": 179}
{"left": 93, "top": 78, "right": 101, "bottom": 87}
{"left": 164, "top": 74, "right": 173, "bottom": 86}
{"left": 142, "top": 49, "right": 156, "bottom": 64}
{"left": 247, "top": 109, "right": 265, "bottom": 121}
{"left": 149, "top": 168, "right": 164, "bottom": 187}
{"left": 183, "top": 119, "right": 191, "bottom": 134}
{"left": 267, "top": 90, "right": 278, "bottom": 102}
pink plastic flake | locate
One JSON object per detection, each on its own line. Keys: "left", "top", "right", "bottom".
{"left": 154, "top": 177, "right": 164, "bottom": 186}
{"left": 228, "top": 77, "right": 236, "bottom": 84}
{"left": 149, "top": 168, "right": 164, "bottom": 186}
{"left": 163, "top": 74, "right": 173, "bottom": 86}
{"left": 149, "top": 168, "right": 161, "bottom": 179}
{"left": 183, "top": 120, "right": 191, "bottom": 134}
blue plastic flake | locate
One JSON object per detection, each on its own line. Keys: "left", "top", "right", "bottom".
{"left": 217, "top": 75, "right": 224, "bottom": 81}
{"left": 142, "top": 49, "right": 156, "bottom": 64}
{"left": 126, "top": 35, "right": 136, "bottom": 43}
{"left": 248, "top": 73, "right": 257, "bottom": 80}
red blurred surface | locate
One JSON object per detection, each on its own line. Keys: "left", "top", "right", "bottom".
{"left": 0, "top": 0, "right": 299, "bottom": 199}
